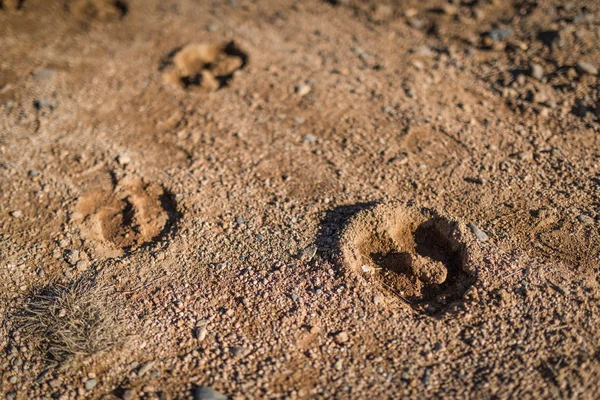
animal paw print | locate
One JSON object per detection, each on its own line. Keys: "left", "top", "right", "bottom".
{"left": 161, "top": 41, "right": 247, "bottom": 92}
{"left": 68, "top": 0, "right": 128, "bottom": 21}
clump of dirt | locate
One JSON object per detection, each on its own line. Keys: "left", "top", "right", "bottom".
{"left": 68, "top": 0, "right": 128, "bottom": 21}
{"left": 341, "top": 203, "right": 474, "bottom": 313}
{"left": 11, "top": 278, "right": 122, "bottom": 365}
{"left": 72, "top": 175, "right": 177, "bottom": 253}
{"left": 161, "top": 41, "right": 247, "bottom": 91}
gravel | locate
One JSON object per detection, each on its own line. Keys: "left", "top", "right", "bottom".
{"left": 84, "top": 378, "right": 97, "bottom": 390}
{"left": 302, "top": 134, "right": 317, "bottom": 143}
{"left": 194, "top": 386, "right": 228, "bottom": 400}
{"left": 295, "top": 84, "right": 311, "bottom": 97}
{"left": 530, "top": 63, "right": 544, "bottom": 80}
{"left": 469, "top": 223, "right": 489, "bottom": 242}
{"left": 334, "top": 331, "right": 349, "bottom": 344}
{"left": 10, "top": 210, "right": 23, "bottom": 218}
{"left": 577, "top": 214, "right": 595, "bottom": 225}
{"left": 576, "top": 62, "right": 598, "bottom": 76}
{"left": 137, "top": 361, "right": 154, "bottom": 376}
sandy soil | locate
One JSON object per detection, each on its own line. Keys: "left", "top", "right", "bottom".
{"left": 1, "top": 0, "right": 600, "bottom": 399}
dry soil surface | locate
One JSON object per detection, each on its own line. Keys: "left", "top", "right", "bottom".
{"left": 1, "top": 0, "right": 600, "bottom": 399}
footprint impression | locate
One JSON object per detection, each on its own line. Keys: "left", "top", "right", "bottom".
{"left": 160, "top": 41, "right": 247, "bottom": 91}
{"left": 341, "top": 203, "right": 474, "bottom": 314}
{"left": 68, "top": 0, "right": 128, "bottom": 21}
{"left": 72, "top": 174, "right": 177, "bottom": 255}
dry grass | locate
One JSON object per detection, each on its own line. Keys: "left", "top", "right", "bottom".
{"left": 13, "top": 277, "right": 122, "bottom": 364}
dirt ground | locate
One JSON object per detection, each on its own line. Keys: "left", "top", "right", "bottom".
{"left": 1, "top": 0, "right": 600, "bottom": 399}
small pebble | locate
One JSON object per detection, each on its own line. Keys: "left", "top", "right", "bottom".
{"left": 333, "top": 360, "right": 343, "bottom": 370}
{"left": 65, "top": 249, "right": 80, "bottom": 266}
{"left": 576, "top": 62, "right": 598, "bottom": 76}
{"left": 137, "top": 361, "right": 154, "bottom": 376}
{"left": 489, "top": 28, "right": 513, "bottom": 41}
{"left": 469, "top": 223, "right": 489, "bottom": 242}
{"left": 117, "top": 154, "right": 131, "bottom": 165}
{"left": 302, "top": 134, "right": 317, "bottom": 143}
{"left": 577, "top": 214, "right": 594, "bottom": 225}
{"left": 195, "top": 326, "right": 208, "bottom": 342}
{"left": 11, "top": 210, "right": 23, "bottom": 218}
{"left": 295, "top": 84, "right": 311, "bottom": 97}
{"left": 334, "top": 331, "right": 349, "bottom": 344}
{"left": 293, "top": 116, "right": 306, "bottom": 124}
{"left": 194, "top": 386, "right": 227, "bottom": 400}
{"left": 122, "top": 389, "right": 136, "bottom": 400}
{"left": 530, "top": 63, "right": 544, "bottom": 80}
{"left": 84, "top": 378, "right": 97, "bottom": 390}
{"left": 230, "top": 345, "right": 244, "bottom": 357}
{"left": 32, "top": 69, "right": 57, "bottom": 81}
{"left": 149, "top": 370, "right": 161, "bottom": 379}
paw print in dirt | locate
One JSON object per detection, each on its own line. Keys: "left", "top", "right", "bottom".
{"left": 341, "top": 203, "right": 476, "bottom": 315}
{"left": 68, "top": 0, "right": 128, "bottom": 21}
{"left": 1, "top": 0, "right": 24, "bottom": 11}
{"left": 72, "top": 173, "right": 178, "bottom": 256}
{"left": 160, "top": 41, "right": 248, "bottom": 92}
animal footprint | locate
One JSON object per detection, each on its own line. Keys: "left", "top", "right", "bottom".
{"left": 160, "top": 41, "right": 247, "bottom": 91}
{"left": 341, "top": 203, "right": 474, "bottom": 314}
{"left": 68, "top": 0, "right": 128, "bottom": 21}
{"left": 73, "top": 175, "right": 177, "bottom": 254}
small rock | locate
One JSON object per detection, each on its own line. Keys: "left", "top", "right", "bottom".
{"left": 415, "top": 45, "right": 433, "bottom": 57}
{"left": 488, "top": 28, "right": 513, "bottom": 41}
{"left": 137, "top": 361, "right": 154, "bottom": 376}
{"left": 121, "top": 389, "right": 136, "bottom": 400}
{"left": 28, "top": 169, "right": 40, "bottom": 177}
{"left": 230, "top": 345, "right": 244, "bottom": 357}
{"left": 577, "top": 214, "right": 594, "bottom": 225}
{"left": 407, "top": 18, "right": 424, "bottom": 30}
{"left": 8, "top": 375, "right": 17, "bottom": 384}
{"left": 194, "top": 386, "right": 227, "bottom": 400}
{"left": 117, "top": 154, "right": 131, "bottom": 165}
{"left": 32, "top": 69, "right": 57, "bottom": 81}
{"left": 295, "top": 84, "right": 311, "bottom": 97}
{"left": 293, "top": 116, "right": 306, "bottom": 124}
{"left": 84, "top": 378, "right": 97, "bottom": 390}
{"left": 33, "top": 99, "right": 56, "bottom": 110}
{"left": 302, "top": 134, "right": 317, "bottom": 143}
{"left": 195, "top": 326, "right": 208, "bottom": 342}
{"left": 65, "top": 250, "right": 80, "bottom": 266}
{"left": 333, "top": 359, "right": 343, "bottom": 370}
{"left": 576, "top": 62, "right": 598, "bottom": 76}
{"left": 10, "top": 210, "right": 22, "bottom": 218}
{"left": 334, "top": 331, "right": 349, "bottom": 344}
{"left": 149, "top": 370, "right": 161, "bottom": 379}
{"left": 469, "top": 223, "right": 489, "bottom": 242}
{"left": 530, "top": 63, "right": 544, "bottom": 80}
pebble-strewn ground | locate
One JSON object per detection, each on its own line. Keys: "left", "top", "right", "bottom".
{"left": 1, "top": 0, "right": 600, "bottom": 399}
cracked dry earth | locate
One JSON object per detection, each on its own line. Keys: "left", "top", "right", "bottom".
{"left": 1, "top": 0, "right": 600, "bottom": 399}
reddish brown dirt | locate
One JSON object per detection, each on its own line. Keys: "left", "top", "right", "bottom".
{"left": 1, "top": 0, "right": 600, "bottom": 399}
